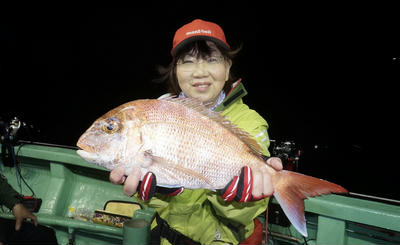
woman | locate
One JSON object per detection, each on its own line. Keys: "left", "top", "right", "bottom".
{"left": 110, "top": 19, "right": 282, "bottom": 244}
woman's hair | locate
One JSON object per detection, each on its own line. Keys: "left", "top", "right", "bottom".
{"left": 155, "top": 40, "right": 241, "bottom": 95}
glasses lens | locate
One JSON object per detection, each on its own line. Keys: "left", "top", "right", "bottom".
{"left": 177, "top": 56, "right": 224, "bottom": 70}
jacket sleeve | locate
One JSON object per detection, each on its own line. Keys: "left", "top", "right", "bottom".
{"left": 247, "top": 124, "right": 271, "bottom": 157}
{"left": 212, "top": 100, "right": 271, "bottom": 226}
{"left": 0, "top": 175, "right": 22, "bottom": 210}
{"left": 240, "top": 109, "right": 271, "bottom": 157}
{"left": 207, "top": 193, "right": 269, "bottom": 226}
{"left": 221, "top": 101, "right": 271, "bottom": 157}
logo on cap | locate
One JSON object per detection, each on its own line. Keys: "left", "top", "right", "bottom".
{"left": 186, "top": 29, "right": 212, "bottom": 36}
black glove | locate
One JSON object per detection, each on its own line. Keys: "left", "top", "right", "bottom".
{"left": 219, "top": 166, "right": 256, "bottom": 202}
{"left": 137, "top": 172, "right": 184, "bottom": 201}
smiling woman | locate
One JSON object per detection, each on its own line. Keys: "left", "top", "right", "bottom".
{"left": 176, "top": 41, "right": 231, "bottom": 106}
{"left": 105, "top": 18, "right": 286, "bottom": 245}
{"left": 155, "top": 22, "right": 242, "bottom": 108}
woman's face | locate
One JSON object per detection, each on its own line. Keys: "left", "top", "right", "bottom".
{"left": 176, "top": 41, "right": 231, "bottom": 104}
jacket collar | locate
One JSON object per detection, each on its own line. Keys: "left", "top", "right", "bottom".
{"left": 214, "top": 78, "right": 247, "bottom": 112}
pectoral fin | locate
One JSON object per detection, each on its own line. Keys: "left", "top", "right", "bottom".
{"left": 136, "top": 150, "right": 154, "bottom": 168}
{"left": 139, "top": 150, "right": 212, "bottom": 186}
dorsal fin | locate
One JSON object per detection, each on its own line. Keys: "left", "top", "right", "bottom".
{"left": 160, "top": 96, "right": 264, "bottom": 157}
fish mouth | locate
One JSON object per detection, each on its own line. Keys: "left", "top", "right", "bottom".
{"left": 76, "top": 149, "right": 116, "bottom": 171}
{"left": 77, "top": 136, "right": 88, "bottom": 151}
{"left": 76, "top": 140, "right": 98, "bottom": 163}
{"left": 76, "top": 149, "right": 98, "bottom": 162}
{"left": 76, "top": 136, "right": 117, "bottom": 168}
{"left": 76, "top": 135, "right": 97, "bottom": 153}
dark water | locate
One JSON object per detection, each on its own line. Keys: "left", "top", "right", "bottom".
{"left": 1, "top": 8, "right": 398, "bottom": 201}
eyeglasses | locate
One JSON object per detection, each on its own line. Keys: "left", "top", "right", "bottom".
{"left": 176, "top": 56, "right": 225, "bottom": 71}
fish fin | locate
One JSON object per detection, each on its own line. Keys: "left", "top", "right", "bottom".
{"left": 161, "top": 96, "right": 264, "bottom": 156}
{"left": 139, "top": 150, "right": 154, "bottom": 168}
{"left": 272, "top": 170, "right": 348, "bottom": 237}
{"left": 144, "top": 150, "right": 213, "bottom": 186}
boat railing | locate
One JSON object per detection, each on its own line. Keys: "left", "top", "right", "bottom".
{"left": 1, "top": 143, "right": 399, "bottom": 244}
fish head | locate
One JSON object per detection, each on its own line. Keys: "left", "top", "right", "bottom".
{"left": 76, "top": 103, "right": 143, "bottom": 170}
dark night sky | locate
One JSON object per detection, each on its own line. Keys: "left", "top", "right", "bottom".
{"left": 1, "top": 7, "right": 398, "bottom": 200}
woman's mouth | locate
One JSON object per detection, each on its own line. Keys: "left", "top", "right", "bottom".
{"left": 193, "top": 82, "right": 211, "bottom": 92}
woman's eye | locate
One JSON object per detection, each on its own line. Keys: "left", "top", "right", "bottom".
{"left": 207, "top": 56, "right": 221, "bottom": 63}
{"left": 182, "top": 59, "right": 195, "bottom": 64}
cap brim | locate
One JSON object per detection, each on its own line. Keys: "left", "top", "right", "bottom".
{"left": 171, "top": 36, "right": 230, "bottom": 57}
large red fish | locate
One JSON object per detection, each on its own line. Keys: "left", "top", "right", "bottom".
{"left": 76, "top": 97, "right": 347, "bottom": 237}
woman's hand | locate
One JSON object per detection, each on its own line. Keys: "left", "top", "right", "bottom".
{"left": 110, "top": 157, "right": 283, "bottom": 202}
{"left": 109, "top": 166, "right": 141, "bottom": 196}
{"left": 252, "top": 157, "right": 283, "bottom": 199}
{"left": 219, "top": 157, "right": 283, "bottom": 202}
{"left": 109, "top": 166, "right": 184, "bottom": 200}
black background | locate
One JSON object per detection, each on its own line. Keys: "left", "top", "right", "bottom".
{"left": 1, "top": 7, "right": 398, "bottom": 200}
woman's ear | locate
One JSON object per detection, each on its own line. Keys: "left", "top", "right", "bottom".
{"left": 225, "top": 59, "right": 232, "bottom": 81}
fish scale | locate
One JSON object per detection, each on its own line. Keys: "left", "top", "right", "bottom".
{"left": 139, "top": 105, "right": 260, "bottom": 189}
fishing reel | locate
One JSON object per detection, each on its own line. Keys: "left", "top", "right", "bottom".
{"left": 271, "top": 140, "right": 301, "bottom": 171}
{"left": 1, "top": 117, "right": 22, "bottom": 167}
{"left": 0, "top": 117, "right": 22, "bottom": 143}
{"left": 1, "top": 116, "right": 40, "bottom": 166}
{"left": 1, "top": 116, "right": 41, "bottom": 145}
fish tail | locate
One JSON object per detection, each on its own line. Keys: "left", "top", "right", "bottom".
{"left": 272, "top": 170, "right": 348, "bottom": 237}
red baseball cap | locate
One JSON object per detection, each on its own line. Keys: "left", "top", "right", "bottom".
{"left": 171, "top": 19, "right": 230, "bottom": 56}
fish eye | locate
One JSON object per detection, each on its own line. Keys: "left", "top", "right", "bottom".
{"left": 103, "top": 118, "right": 119, "bottom": 134}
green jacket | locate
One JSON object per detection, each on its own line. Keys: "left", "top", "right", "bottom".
{"left": 146, "top": 81, "right": 271, "bottom": 244}
{"left": 0, "top": 174, "right": 22, "bottom": 210}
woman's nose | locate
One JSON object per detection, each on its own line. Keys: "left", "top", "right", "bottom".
{"left": 191, "top": 63, "right": 209, "bottom": 77}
